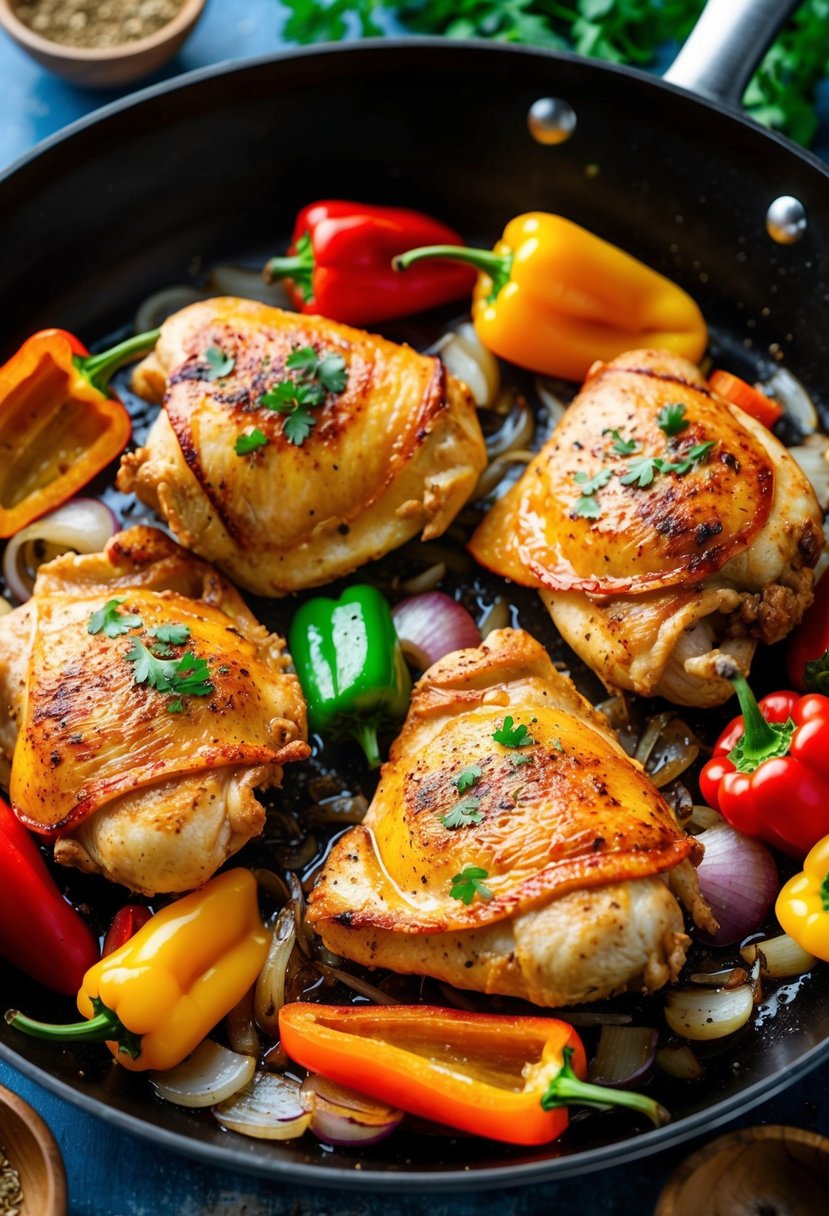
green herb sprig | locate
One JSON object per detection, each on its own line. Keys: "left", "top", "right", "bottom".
{"left": 259, "top": 345, "right": 348, "bottom": 446}
{"left": 450, "top": 865, "right": 493, "bottom": 904}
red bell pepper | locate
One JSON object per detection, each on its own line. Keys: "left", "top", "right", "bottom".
{"left": 0, "top": 797, "right": 99, "bottom": 993}
{"left": 699, "top": 659, "right": 829, "bottom": 856}
{"left": 786, "top": 573, "right": 829, "bottom": 692}
{"left": 102, "top": 905, "right": 153, "bottom": 957}
{"left": 262, "top": 200, "right": 476, "bottom": 326}
{"left": 708, "top": 370, "right": 783, "bottom": 429}
{"left": 278, "top": 1004, "right": 667, "bottom": 1145}
{"left": 0, "top": 326, "right": 158, "bottom": 538}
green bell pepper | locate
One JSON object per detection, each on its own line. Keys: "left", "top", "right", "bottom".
{"left": 289, "top": 585, "right": 411, "bottom": 768}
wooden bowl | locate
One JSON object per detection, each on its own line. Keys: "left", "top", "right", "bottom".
{"left": 0, "top": 0, "right": 206, "bottom": 88}
{"left": 654, "top": 1125, "right": 829, "bottom": 1216}
{"left": 0, "top": 1085, "right": 67, "bottom": 1216}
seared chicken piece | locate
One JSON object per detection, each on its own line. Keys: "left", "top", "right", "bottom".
{"left": 0, "top": 527, "right": 309, "bottom": 894}
{"left": 118, "top": 298, "right": 486, "bottom": 596}
{"left": 308, "top": 629, "right": 712, "bottom": 1007}
{"left": 470, "top": 351, "right": 823, "bottom": 706}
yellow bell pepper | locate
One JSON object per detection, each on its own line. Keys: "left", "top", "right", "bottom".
{"left": 775, "top": 835, "right": 829, "bottom": 962}
{"left": 394, "top": 211, "right": 708, "bottom": 382}
{"left": 5, "top": 868, "right": 269, "bottom": 1071}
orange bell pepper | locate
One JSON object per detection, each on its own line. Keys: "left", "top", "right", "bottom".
{"left": 708, "top": 370, "right": 783, "bottom": 429}
{"left": 0, "top": 326, "right": 158, "bottom": 538}
{"left": 278, "top": 1003, "right": 668, "bottom": 1145}
{"left": 394, "top": 212, "right": 707, "bottom": 382}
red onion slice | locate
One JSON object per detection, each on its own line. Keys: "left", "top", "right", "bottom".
{"left": 693, "top": 825, "right": 778, "bottom": 946}
{"left": 300, "top": 1074, "right": 403, "bottom": 1148}
{"left": 3, "top": 498, "right": 119, "bottom": 603}
{"left": 392, "top": 591, "right": 480, "bottom": 670}
{"left": 588, "top": 1025, "right": 657, "bottom": 1088}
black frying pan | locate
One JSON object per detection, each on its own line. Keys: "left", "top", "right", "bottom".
{"left": 1, "top": 0, "right": 828, "bottom": 1191}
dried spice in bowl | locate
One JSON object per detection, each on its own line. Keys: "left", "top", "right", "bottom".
{"left": 12, "top": 0, "right": 184, "bottom": 47}
{"left": 0, "top": 1144, "right": 22, "bottom": 1216}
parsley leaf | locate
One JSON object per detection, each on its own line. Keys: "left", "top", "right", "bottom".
{"left": 604, "top": 428, "right": 639, "bottom": 456}
{"left": 317, "top": 353, "right": 348, "bottom": 394}
{"left": 663, "top": 441, "right": 716, "bottom": 475}
{"left": 285, "top": 345, "right": 320, "bottom": 376}
{"left": 492, "top": 715, "right": 534, "bottom": 748}
{"left": 125, "top": 640, "right": 214, "bottom": 704}
{"left": 552, "top": 737, "right": 564, "bottom": 752}
{"left": 148, "top": 623, "right": 191, "bottom": 645}
{"left": 449, "top": 865, "right": 493, "bottom": 905}
{"left": 235, "top": 428, "right": 269, "bottom": 456}
{"left": 440, "top": 797, "right": 484, "bottom": 830}
{"left": 282, "top": 407, "right": 317, "bottom": 446}
{"left": 657, "top": 402, "right": 690, "bottom": 437}
{"left": 574, "top": 468, "right": 612, "bottom": 496}
{"left": 509, "top": 753, "right": 534, "bottom": 767}
{"left": 205, "top": 345, "right": 235, "bottom": 380}
{"left": 573, "top": 495, "right": 602, "bottom": 520}
{"left": 453, "top": 765, "right": 483, "bottom": 794}
{"left": 170, "top": 653, "right": 213, "bottom": 697}
{"left": 620, "top": 455, "right": 661, "bottom": 488}
{"left": 88, "top": 598, "right": 143, "bottom": 639}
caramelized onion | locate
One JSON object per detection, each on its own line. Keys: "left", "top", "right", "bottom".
{"left": 664, "top": 984, "right": 754, "bottom": 1041}
{"left": 214, "top": 1072, "right": 311, "bottom": 1140}
{"left": 134, "top": 285, "right": 206, "bottom": 332}
{"left": 3, "top": 498, "right": 119, "bottom": 603}
{"left": 254, "top": 907, "right": 296, "bottom": 1037}
{"left": 655, "top": 1042, "right": 703, "bottom": 1080}
{"left": 300, "top": 1074, "right": 403, "bottom": 1147}
{"left": 741, "top": 934, "right": 818, "bottom": 978}
{"left": 435, "top": 322, "right": 500, "bottom": 407}
{"left": 760, "top": 365, "right": 818, "bottom": 434}
{"left": 588, "top": 1025, "right": 657, "bottom": 1088}
{"left": 151, "top": 1040, "right": 256, "bottom": 1108}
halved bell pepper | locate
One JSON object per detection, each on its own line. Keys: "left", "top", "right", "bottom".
{"left": 0, "top": 326, "right": 158, "bottom": 538}
{"left": 278, "top": 1004, "right": 668, "bottom": 1145}
{"left": 0, "top": 796, "right": 98, "bottom": 994}
{"left": 5, "top": 868, "right": 268, "bottom": 1071}
{"left": 289, "top": 585, "right": 411, "bottom": 768}
{"left": 263, "top": 200, "right": 476, "bottom": 326}
{"left": 776, "top": 834, "right": 829, "bottom": 962}
{"left": 394, "top": 212, "right": 708, "bottom": 382}
{"left": 698, "top": 660, "right": 829, "bottom": 857}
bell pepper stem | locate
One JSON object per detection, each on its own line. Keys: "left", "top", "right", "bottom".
{"left": 351, "top": 720, "right": 382, "bottom": 769}
{"left": 264, "top": 254, "right": 308, "bottom": 279}
{"left": 540, "top": 1047, "right": 669, "bottom": 1128}
{"left": 263, "top": 231, "right": 314, "bottom": 302}
{"left": 5, "top": 997, "right": 142, "bottom": 1060}
{"left": 77, "top": 329, "right": 161, "bottom": 394}
{"left": 393, "top": 244, "right": 513, "bottom": 300}
{"left": 715, "top": 658, "right": 796, "bottom": 773}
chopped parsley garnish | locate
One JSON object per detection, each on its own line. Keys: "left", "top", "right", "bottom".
{"left": 492, "top": 715, "right": 534, "bottom": 748}
{"left": 259, "top": 345, "right": 348, "bottom": 447}
{"left": 88, "top": 598, "right": 143, "bottom": 639}
{"left": 125, "top": 637, "right": 213, "bottom": 712}
{"left": 620, "top": 455, "right": 661, "bottom": 489}
{"left": 205, "top": 345, "right": 235, "bottom": 380}
{"left": 148, "top": 623, "right": 191, "bottom": 645}
{"left": 657, "top": 402, "right": 690, "bottom": 437}
{"left": 453, "top": 765, "right": 482, "bottom": 793}
{"left": 659, "top": 441, "right": 716, "bottom": 476}
{"left": 450, "top": 866, "right": 493, "bottom": 905}
{"left": 552, "top": 737, "right": 564, "bottom": 752}
{"left": 604, "top": 428, "right": 639, "bottom": 456}
{"left": 440, "top": 797, "right": 484, "bottom": 830}
{"left": 509, "top": 753, "right": 534, "bottom": 767}
{"left": 235, "top": 428, "right": 269, "bottom": 456}
{"left": 574, "top": 468, "right": 612, "bottom": 496}
{"left": 573, "top": 495, "right": 602, "bottom": 520}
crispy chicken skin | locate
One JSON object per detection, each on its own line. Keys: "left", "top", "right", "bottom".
{"left": 469, "top": 351, "right": 823, "bottom": 706}
{"left": 118, "top": 298, "right": 486, "bottom": 596}
{"left": 308, "top": 628, "right": 712, "bottom": 1007}
{"left": 0, "top": 526, "right": 309, "bottom": 895}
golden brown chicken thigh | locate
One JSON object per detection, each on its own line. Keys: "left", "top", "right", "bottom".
{"left": 0, "top": 527, "right": 309, "bottom": 894}
{"left": 470, "top": 351, "right": 822, "bottom": 706}
{"left": 119, "top": 298, "right": 486, "bottom": 596}
{"left": 308, "top": 629, "right": 712, "bottom": 1007}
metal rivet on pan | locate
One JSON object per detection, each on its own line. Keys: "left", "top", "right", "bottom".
{"left": 766, "top": 196, "right": 807, "bottom": 244}
{"left": 527, "top": 98, "right": 576, "bottom": 145}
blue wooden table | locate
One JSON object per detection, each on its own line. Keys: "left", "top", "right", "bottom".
{"left": 2, "top": 3, "right": 829, "bottom": 1212}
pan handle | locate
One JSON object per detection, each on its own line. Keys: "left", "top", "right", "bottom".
{"left": 663, "top": 0, "right": 801, "bottom": 109}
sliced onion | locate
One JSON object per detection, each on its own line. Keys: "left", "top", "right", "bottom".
{"left": 134, "top": 285, "right": 207, "bottom": 332}
{"left": 693, "top": 825, "right": 778, "bottom": 946}
{"left": 226, "top": 988, "right": 261, "bottom": 1058}
{"left": 534, "top": 376, "right": 570, "bottom": 427}
{"left": 484, "top": 396, "right": 535, "bottom": 458}
{"left": 478, "top": 597, "right": 510, "bottom": 638}
{"left": 392, "top": 591, "right": 480, "bottom": 669}
{"left": 759, "top": 365, "right": 818, "bottom": 434}
{"left": 307, "top": 794, "right": 369, "bottom": 825}
{"left": 741, "top": 933, "right": 818, "bottom": 978}
{"left": 3, "top": 498, "right": 119, "bottom": 603}
{"left": 254, "top": 906, "right": 296, "bottom": 1037}
{"left": 400, "top": 563, "right": 445, "bottom": 595}
{"left": 588, "top": 1025, "right": 657, "bottom": 1088}
{"left": 300, "top": 1074, "right": 403, "bottom": 1147}
{"left": 789, "top": 434, "right": 829, "bottom": 508}
{"left": 655, "top": 1042, "right": 703, "bottom": 1080}
{"left": 151, "top": 1040, "right": 256, "bottom": 1108}
{"left": 209, "top": 263, "right": 294, "bottom": 309}
{"left": 313, "top": 962, "right": 400, "bottom": 1006}
{"left": 436, "top": 322, "right": 500, "bottom": 407}
{"left": 664, "top": 984, "right": 754, "bottom": 1040}
{"left": 688, "top": 966, "right": 749, "bottom": 988}
{"left": 473, "top": 449, "right": 535, "bottom": 499}
{"left": 687, "top": 805, "right": 726, "bottom": 834}
{"left": 644, "top": 719, "right": 700, "bottom": 788}
{"left": 214, "top": 1072, "right": 311, "bottom": 1140}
